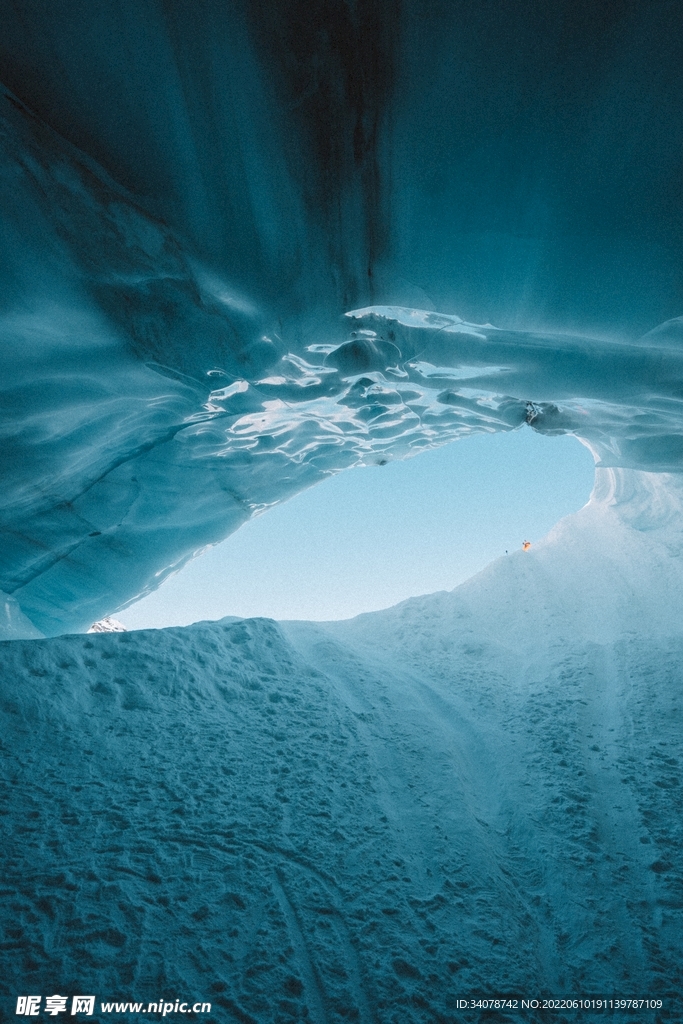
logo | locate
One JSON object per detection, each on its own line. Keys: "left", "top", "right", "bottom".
{"left": 16, "top": 996, "right": 95, "bottom": 1016}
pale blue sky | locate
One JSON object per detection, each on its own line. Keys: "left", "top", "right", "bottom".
{"left": 118, "top": 427, "right": 595, "bottom": 629}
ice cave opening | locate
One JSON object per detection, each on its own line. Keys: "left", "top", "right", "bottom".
{"left": 117, "top": 428, "right": 595, "bottom": 630}
{"left": 2, "top": 1, "right": 683, "bottom": 1018}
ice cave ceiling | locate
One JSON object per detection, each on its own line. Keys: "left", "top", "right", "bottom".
{"left": 1, "top": 0, "right": 683, "bottom": 636}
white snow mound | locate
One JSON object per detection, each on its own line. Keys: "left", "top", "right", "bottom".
{"left": 1, "top": 468, "right": 681, "bottom": 1020}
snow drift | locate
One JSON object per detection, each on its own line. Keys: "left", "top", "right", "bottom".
{"left": 1, "top": 470, "right": 682, "bottom": 1021}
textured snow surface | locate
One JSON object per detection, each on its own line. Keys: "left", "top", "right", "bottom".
{"left": 2, "top": 470, "right": 682, "bottom": 1022}
{"left": 2, "top": 0, "right": 683, "bottom": 634}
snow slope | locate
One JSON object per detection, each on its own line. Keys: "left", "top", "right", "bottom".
{"left": 1, "top": 470, "right": 682, "bottom": 1022}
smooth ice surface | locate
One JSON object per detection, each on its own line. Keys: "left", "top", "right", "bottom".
{"left": 118, "top": 430, "right": 595, "bottom": 628}
{"left": 2, "top": 1, "right": 683, "bottom": 634}
{"left": 2, "top": 469, "right": 682, "bottom": 1021}
{"left": 0, "top": 590, "right": 44, "bottom": 641}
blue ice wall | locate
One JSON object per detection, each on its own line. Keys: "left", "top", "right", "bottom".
{"left": 2, "top": 0, "right": 681, "bottom": 332}
{"left": 1, "top": 1, "right": 683, "bottom": 633}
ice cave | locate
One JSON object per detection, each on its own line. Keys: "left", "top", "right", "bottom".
{"left": 1, "top": 2, "right": 682, "bottom": 1021}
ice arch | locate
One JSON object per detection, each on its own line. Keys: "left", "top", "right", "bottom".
{"left": 1, "top": 1, "right": 683, "bottom": 635}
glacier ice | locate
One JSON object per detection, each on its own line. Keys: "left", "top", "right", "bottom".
{"left": 1, "top": 470, "right": 682, "bottom": 1019}
{"left": 2, "top": 0, "right": 683, "bottom": 634}
{"left": 0, "top": 589, "right": 44, "bottom": 641}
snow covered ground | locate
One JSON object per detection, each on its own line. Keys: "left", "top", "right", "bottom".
{"left": 1, "top": 469, "right": 682, "bottom": 1022}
